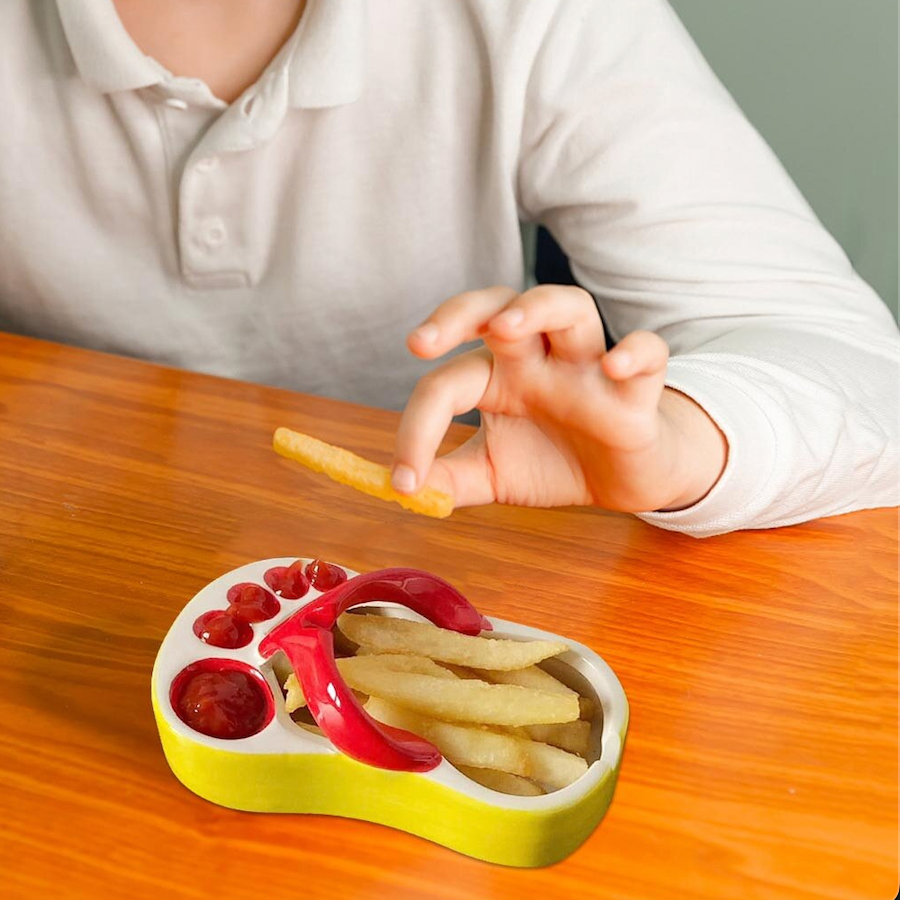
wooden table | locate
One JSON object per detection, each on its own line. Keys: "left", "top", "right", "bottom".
{"left": 0, "top": 332, "right": 896, "bottom": 900}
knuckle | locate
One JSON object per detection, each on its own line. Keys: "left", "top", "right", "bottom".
{"left": 414, "top": 366, "right": 463, "bottom": 407}
{"left": 646, "top": 331, "right": 669, "bottom": 354}
{"left": 438, "top": 295, "right": 473, "bottom": 319}
{"left": 446, "top": 285, "right": 516, "bottom": 316}
{"left": 631, "top": 331, "right": 669, "bottom": 364}
{"left": 522, "top": 284, "right": 556, "bottom": 303}
{"left": 571, "top": 285, "right": 596, "bottom": 306}
{"left": 416, "top": 367, "right": 447, "bottom": 394}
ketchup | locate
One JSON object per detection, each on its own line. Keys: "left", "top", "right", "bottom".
{"left": 192, "top": 610, "right": 252, "bottom": 649}
{"left": 305, "top": 558, "right": 347, "bottom": 591}
{"left": 193, "top": 581, "right": 280, "bottom": 648}
{"left": 226, "top": 583, "right": 280, "bottom": 622}
{"left": 264, "top": 561, "right": 310, "bottom": 600}
{"left": 172, "top": 661, "right": 272, "bottom": 740}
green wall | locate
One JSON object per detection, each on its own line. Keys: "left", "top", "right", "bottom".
{"left": 671, "top": 0, "right": 899, "bottom": 318}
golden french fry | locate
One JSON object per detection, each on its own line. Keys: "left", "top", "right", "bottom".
{"left": 471, "top": 664, "right": 575, "bottom": 696}
{"left": 471, "top": 665, "right": 595, "bottom": 720}
{"left": 339, "top": 613, "right": 566, "bottom": 670}
{"left": 339, "top": 657, "right": 578, "bottom": 725}
{"left": 283, "top": 674, "right": 307, "bottom": 713}
{"left": 342, "top": 653, "right": 459, "bottom": 679}
{"left": 367, "top": 698, "right": 527, "bottom": 774}
{"left": 366, "top": 697, "right": 527, "bottom": 775}
{"left": 297, "top": 721, "right": 325, "bottom": 737}
{"left": 286, "top": 660, "right": 589, "bottom": 751}
{"left": 283, "top": 653, "right": 456, "bottom": 713}
{"left": 276, "top": 599, "right": 596, "bottom": 794}
{"left": 520, "top": 720, "right": 591, "bottom": 757}
{"left": 456, "top": 766, "right": 544, "bottom": 796}
{"left": 521, "top": 740, "right": 588, "bottom": 790}
{"left": 367, "top": 698, "right": 587, "bottom": 789}
{"left": 273, "top": 427, "right": 453, "bottom": 518}
{"left": 269, "top": 652, "right": 295, "bottom": 688}
{"left": 491, "top": 721, "right": 588, "bottom": 757}
{"left": 436, "top": 662, "right": 481, "bottom": 679}
{"left": 332, "top": 624, "right": 360, "bottom": 657}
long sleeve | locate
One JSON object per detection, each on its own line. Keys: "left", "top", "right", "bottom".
{"left": 516, "top": 0, "right": 899, "bottom": 536}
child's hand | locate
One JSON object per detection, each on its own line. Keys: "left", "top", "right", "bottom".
{"left": 391, "top": 285, "right": 728, "bottom": 513}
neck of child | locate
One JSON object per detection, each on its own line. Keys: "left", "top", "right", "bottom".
{"left": 111, "top": 0, "right": 307, "bottom": 104}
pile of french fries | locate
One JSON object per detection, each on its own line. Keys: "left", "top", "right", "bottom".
{"left": 278, "top": 612, "right": 596, "bottom": 796}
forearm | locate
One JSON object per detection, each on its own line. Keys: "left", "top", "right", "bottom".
{"left": 511, "top": 0, "right": 898, "bottom": 534}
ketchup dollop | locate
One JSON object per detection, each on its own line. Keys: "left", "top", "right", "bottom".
{"left": 192, "top": 609, "right": 253, "bottom": 649}
{"left": 226, "top": 583, "right": 281, "bottom": 622}
{"left": 172, "top": 662, "right": 272, "bottom": 739}
{"left": 264, "top": 561, "right": 310, "bottom": 600}
{"left": 305, "top": 558, "right": 347, "bottom": 591}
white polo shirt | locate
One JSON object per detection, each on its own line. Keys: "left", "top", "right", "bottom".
{"left": 1, "top": 0, "right": 897, "bottom": 535}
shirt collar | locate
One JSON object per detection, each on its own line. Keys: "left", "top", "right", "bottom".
{"left": 56, "top": 0, "right": 365, "bottom": 109}
{"left": 57, "top": 0, "right": 166, "bottom": 93}
{"left": 286, "top": 0, "right": 366, "bottom": 109}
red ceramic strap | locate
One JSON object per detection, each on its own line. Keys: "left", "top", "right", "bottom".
{"left": 267, "top": 626, "right": 441, "bottom": 771}
{"left": 258, "top": 567, "right": 490, "bottom": 772}
{"left": 294, "top": 567, "right": 492, "bottom": 633}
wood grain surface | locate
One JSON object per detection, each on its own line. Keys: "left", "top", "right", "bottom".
{"left": 0, "top": 332, "right": 896, "bottom": 900}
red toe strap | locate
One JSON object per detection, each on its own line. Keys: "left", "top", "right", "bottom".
{"left": 258, "top": 567, "right": 490, "bottom": 772}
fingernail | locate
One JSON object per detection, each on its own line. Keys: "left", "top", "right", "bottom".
{"left": 412, "top": 323, "right": 439, "bottom": 344}
{"left": 495, "top": 308, "right": 524, "bottom": 329}
{"left": 391, "top": 464, "right": 418, "bottom": 494}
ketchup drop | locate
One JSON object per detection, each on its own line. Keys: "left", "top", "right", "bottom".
{"left": 305, "top": 558, "right": 347, "bottom": 591}
{"left": 226, "top": 582, "right": 281, "bottom": 622}
{"left": 192, "top": 610, "right": 253, "bottom": 649}
{"left": 264, "top": 561, "right": 310, "bottom": 600}
{"left": 174, "top": 666, "right": 271, "bottom": 739}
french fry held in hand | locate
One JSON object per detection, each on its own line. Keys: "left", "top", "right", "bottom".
{"left": 273, "top": 427, "right": 454, "bottom": 518}
{"left": 338, "top": 611, "right": 567, "bottom": 670}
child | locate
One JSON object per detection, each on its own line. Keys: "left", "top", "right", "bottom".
{"left": 1, "top": 0, "right": 897, "bottom": 536}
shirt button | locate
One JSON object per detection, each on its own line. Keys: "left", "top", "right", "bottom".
{"left": 195, "top": 156, "right": 218, "bottom": 173}
{"left": 201, "top": 218, "right": 227, "bottom": 247}
{"left": 164, "top": 98, "right": 189, "bottom": 110}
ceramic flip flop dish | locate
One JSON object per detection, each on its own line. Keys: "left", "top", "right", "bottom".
{"left": 151, "top": 558, "right": 629, "bottom": 867}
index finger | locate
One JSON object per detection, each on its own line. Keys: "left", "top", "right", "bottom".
{"left": 487, "top": 285, "right": 606, "bottom": 362}
{"left": 407, "top": 286, "right": 518, "bottom": 359}
{"left": 392, "top": 349, "right": 493, "bottom": 496}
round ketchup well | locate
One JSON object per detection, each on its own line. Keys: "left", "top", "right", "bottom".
{"left": 226, "top": 582, "right": 281, "bottom": 622}
{"left": 192, "top": 609, "right": 253, "bottom": 649}
{"left": 264, "top": 561, "right": 310, "bottom": 600}
{"left": 170, "top": 659, "right": 274, "bottom": 740}
{"left": 305, "top": 558, "right": 347, "bottom": 591}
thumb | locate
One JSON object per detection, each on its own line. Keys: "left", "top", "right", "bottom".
{"left": 424, "top": 430, "right": 496, "bottom": 508}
